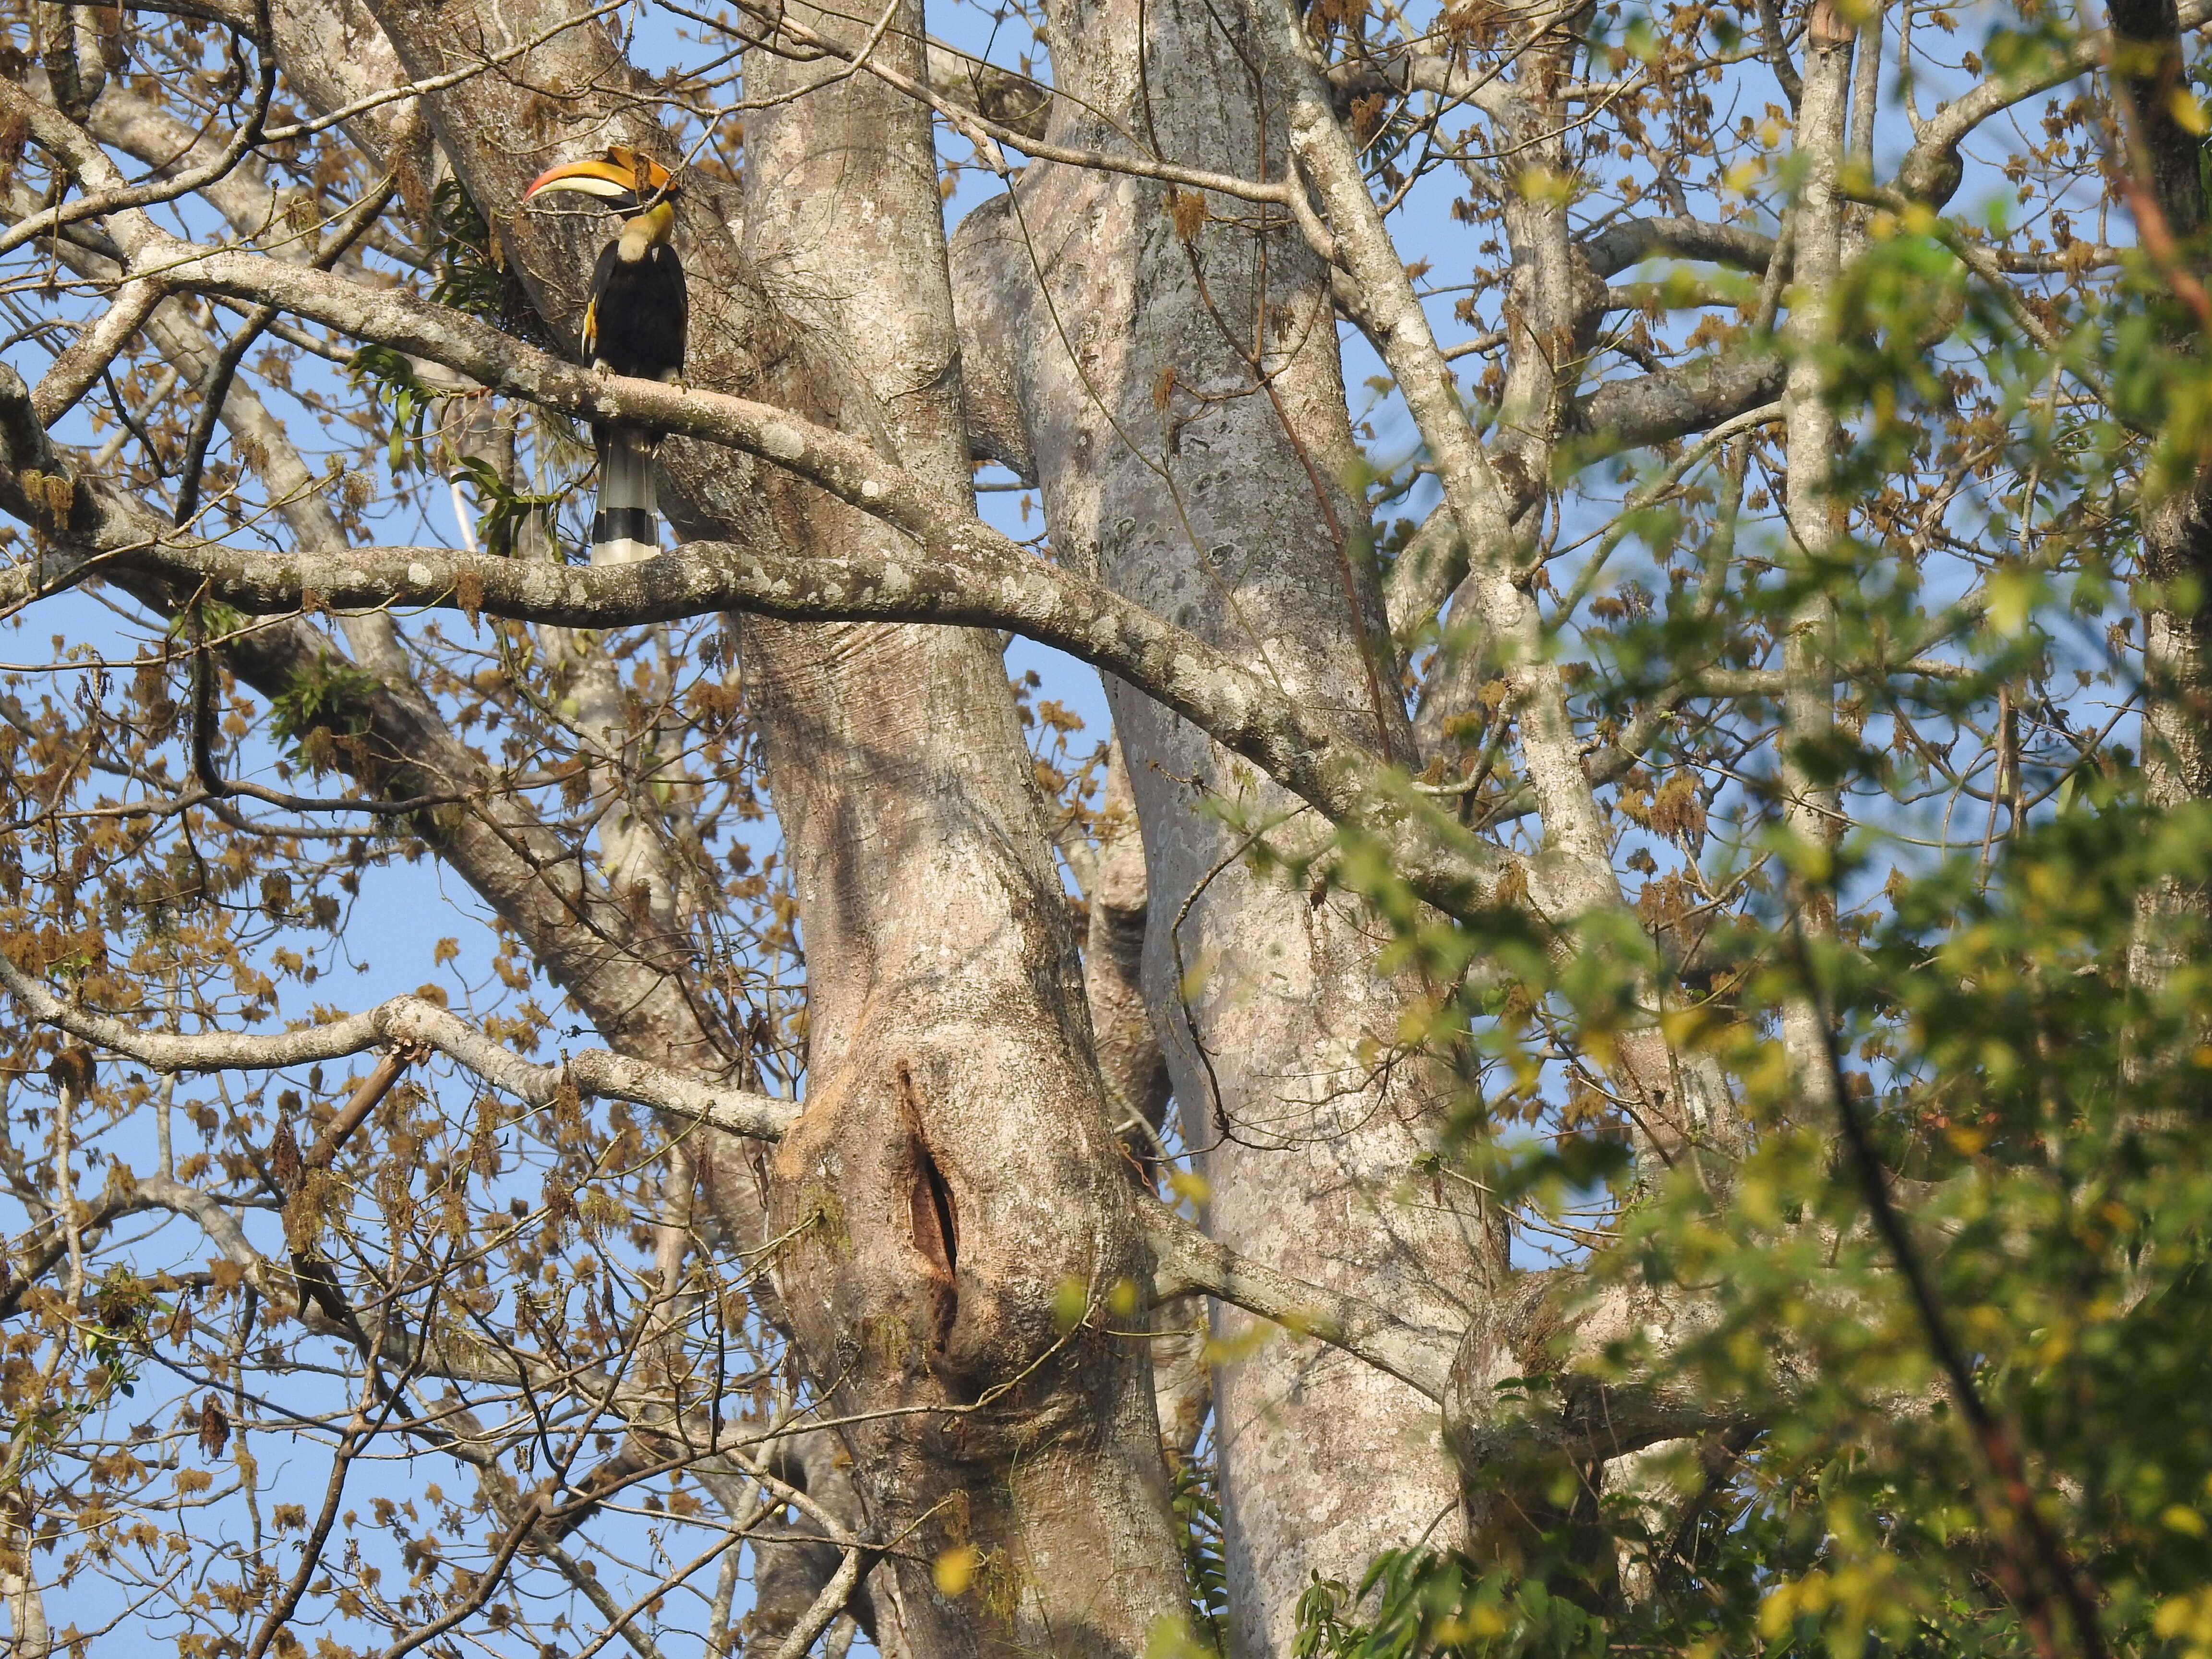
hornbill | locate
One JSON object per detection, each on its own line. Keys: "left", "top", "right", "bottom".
{"left": 524, "top": 145, "right": 688, "bottom": 564}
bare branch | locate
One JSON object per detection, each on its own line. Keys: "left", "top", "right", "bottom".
{"left": 0, "top": 951, "right": 798, "bottom": 1140}
{"left": 762, "top": 1543, "right": 866, "bottom": 1659}
{"left": 1895, "top": 0, "right": 2212, "bottom": 204}
{"left": 1578, "top": 216, "right": 1781, "bottom": 278}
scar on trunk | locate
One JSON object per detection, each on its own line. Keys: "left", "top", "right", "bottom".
{"left": 895, "top": 1061, "right": 960, "bottom": 1345}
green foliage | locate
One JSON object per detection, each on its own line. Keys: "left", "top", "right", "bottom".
{"left": 268, "top": 652, "right": 380, "bottom": 774}
{"left": 429, "top": 176, "right": 556, "bottom": 349}
{"left": 1171, "top": 1453, "right": 1231, "bottom": 1651}
{"left": 1295, "top": 1556, "right": 1606, "bottom": 1659}
{"left": 1824, "top": 229, "right": 1976, "bottom": 468}
{"left": 1306, "top": 802, "right": 2212, "bottom": 1658}
{"left": 347, "top": 343, "right": 440, "bottom": 477}
{"left": 166, "top": 597, "right": 247, "bottom": 644}
{"left": 447, "top": 454, "right": 564, "bottom": 559}
{"left": 1310, "top": 30, "right": 2212, "bottom": 1650}
{"left": 350, "top": 343, "right": 576, "bottom": 546}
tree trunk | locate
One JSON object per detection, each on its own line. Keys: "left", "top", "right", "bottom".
{"left": 740, "top": 8, "right": 1195, "bottom": 1653}
{"left": 951, "top": 4, "right": 1489, "bottom": 1644}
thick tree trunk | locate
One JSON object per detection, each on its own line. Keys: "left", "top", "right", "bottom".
{"left": 735, "top": 11, "right": 1194, "bottom": 1656}
{"left": 951, "top": 5, "right": 1488, "bottom": 1646}
{"left": 1777, "top": 2, "right": 1852, "bottom": 1089}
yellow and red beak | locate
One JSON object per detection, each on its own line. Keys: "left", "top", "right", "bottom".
{"left": 524, "top": 146, "right": 675, "bottom": 209}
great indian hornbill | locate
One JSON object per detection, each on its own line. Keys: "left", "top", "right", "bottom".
{"left": 524, "top": 145, "right": 688, "bottom": 564}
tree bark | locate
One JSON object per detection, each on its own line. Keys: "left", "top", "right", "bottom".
{"left": 1777, "top": 0, "right": 1852, "bottom": 1084}
{"left": 2113, "top": 0, "right": 2212, "bottom": 994}
{"left": 738, "top": 8, "right": 1195, "bottom": 1654}
{"left": 950, "top": 5, "right": 1487, "bottom": 1645}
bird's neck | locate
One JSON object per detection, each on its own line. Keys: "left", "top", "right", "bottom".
{"left": 617, "top": 197, "right": 675, "bottom": 262}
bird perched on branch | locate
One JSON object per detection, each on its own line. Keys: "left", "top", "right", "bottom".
{"left": 524, "top": 145, "right": 688, "bottom": 565}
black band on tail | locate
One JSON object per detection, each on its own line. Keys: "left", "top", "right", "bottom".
{"left": 592, "top": 507, "right": 658, "bottom": 546}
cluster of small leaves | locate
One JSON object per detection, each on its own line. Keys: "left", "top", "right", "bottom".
{"left": 446, "top": 455, "right": 564, "bottom": 559}
{"left": 266, "top": 651, "right": 381, "bottom": 774}
{"left": 1308, "top": 787, "right": 2212, "bottom": 1654}
{"left": 1278, "top": 0, "right": 2212, "bottom": 1640}
{"left": 1294, "top": 1553, "right": 1606, "bottom": 1659}
{"left": 347, "top": 345, "right": 444, "bottom": 479}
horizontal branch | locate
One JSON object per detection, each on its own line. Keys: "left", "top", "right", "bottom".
{"left": 105, "top": 535, "right": 1330, "bottom": 773}
{"left": 1573, "top": 346, "right": 1787, "bottom": 458}
{"left": 23, "top": 518, "right": 1504, "bottom": 911}
{"left": 0, "top": 86, "right": 1512, "bottom": 906}
{"left": 0, "top": 950, "right": 797, "bottom": 1140}
{"left": 0, "top": 1169, "right": 293, "bottom": 1317}
{"left": 1578, "top": 215, "right": 1780, "bottom": 279}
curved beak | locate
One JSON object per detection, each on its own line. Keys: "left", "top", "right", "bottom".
{"left": 525, "top": 156, "right": 641, "bottom": 204}
{"left": 525, "top": 148, "right": 676, "bottom": 210}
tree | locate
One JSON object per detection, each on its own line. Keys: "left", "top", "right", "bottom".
{"left": 0, "top": 0, "right": 2208, "bottom": 1652}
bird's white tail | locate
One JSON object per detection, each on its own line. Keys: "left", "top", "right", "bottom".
{"left": 592, "top": 427, "right": 661, "bottom": 565}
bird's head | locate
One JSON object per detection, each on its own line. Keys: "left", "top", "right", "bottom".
{"left": 525, "top": 145, "right": 680, "bottom": 223}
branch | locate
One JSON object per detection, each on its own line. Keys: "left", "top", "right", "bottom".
{"left": 32, "top": 277, "right": 168, "bottom": 424}
{"left": 762, "top": 1543, "right": 866, "bottom": 1659}
{"left": 0, "top": 950, "right": 798, "bottom": 1140}
{"left": 1895, "top": 0, "right": 2212, "bottom": 205}
{"left": 302, "top": 1046, "right": 414, "bottom": 1169}
{"left": 1145, "top": 1202, "right": 1459, "bottom": 1401}
{"left": 1246, "top": 0, "right": 1630, "bottom": 928}
{"left": 0, "top": 387, "right": 1505, "bottom": 915}
{"left": 1578, "top": 216, "right": 1781, "bottom": 279}
{"left": 97, "top": 529, "right": 1498, "bottom": 896}
{"left": 1326, "top": 38, "right": 1519, "bottom": 120}
{"left": 1795, "top": 929, "right": 2109, "bottom": 1659}
{"left": 1, "top": 1169, "right": 294, "bottom": 1317}
{"left": 1572, "top": 346, "right": 1788, "bottom": 459}
{"left": 1385, "top": 504, "right": 1466, "bottom": 639}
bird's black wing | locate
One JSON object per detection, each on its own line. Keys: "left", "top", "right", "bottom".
{"left": 671, "top": 250, "right": 688, "bottom": 378}
{"left": 584, "top": 237, "right": 622, "bottom": 365}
